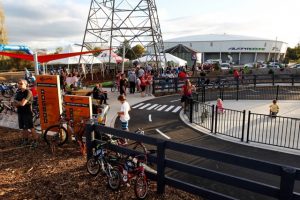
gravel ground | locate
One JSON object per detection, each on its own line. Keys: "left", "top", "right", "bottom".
{"left": 0, "top": 127, "right": 202, "bottom": 200}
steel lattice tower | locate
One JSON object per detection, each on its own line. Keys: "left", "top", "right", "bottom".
{"left": 81, "top": 0, "right": 166, "bottom": 67}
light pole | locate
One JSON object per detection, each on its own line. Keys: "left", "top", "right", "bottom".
{"left": 121, "top": 43, "right": 125, "bottom": 74}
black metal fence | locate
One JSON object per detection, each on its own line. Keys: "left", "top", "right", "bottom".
{"left": 247, "top": 112, "right": 300, "bottom": 150}
{"left": 188, "top": 101, "right": 300, "bottom": 151}
{"left": 85, "top": 124, "right": 300, "bottom": 200}
{"left": 153, "top": 74, "right": 300, "bottom": 99}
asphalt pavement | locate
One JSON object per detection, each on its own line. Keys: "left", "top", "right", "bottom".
{"left": 110, "top": 93, "right": 300, "bottom": 200}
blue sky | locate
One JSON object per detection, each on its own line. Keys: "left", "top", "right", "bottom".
{"left": 2, "top": 0, "right": 300, "bottom": 49}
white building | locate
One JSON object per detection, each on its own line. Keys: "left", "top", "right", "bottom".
{"left": 162, "top": 34, "right": 288, "bottom": 65}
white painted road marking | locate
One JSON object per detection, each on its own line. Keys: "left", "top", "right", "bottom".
{"left": 147, "top": 104, "right": 158, "bottom": 110}
{"left": 155, "top": 105, "right": 161, "bottom": 110}
{"left": 155, "top": 129, "right": 170, "bottom": 139}
{"left": 132, "top": 103, "right": 144, "bottom": 109}
{"left": 172, "top": 106, "right": 182, "bottom": 113}
{"left": 149, "top": 114, "right": 152, "bottom": 122}
{"left": 157, "top": 105, "right": 167, "bottom": 111}
{"left": 165, "top": 105, "right": 175, "bottom": 112}
{"left": 170, "top": 99, "right": 181, "bottom": 103}
{"left": 139, "top": 103, "right": 151, "bottom": 109}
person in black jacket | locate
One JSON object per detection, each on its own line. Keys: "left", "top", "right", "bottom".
{"left": 14, "top": 79, "right": 39, "bottom": 148}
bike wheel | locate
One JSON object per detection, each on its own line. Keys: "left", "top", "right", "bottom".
{"left": 132, "top": 142, "right": 147, "bottom": 155}
{"left": 107, "top": 168, "right": 122, "bottom": 190}
{"left": 33, "top": 115, "right": 42, "bottom": 134}
{"left": 86, "top": 157, "right": 100, "bottom": 176}
{"left": 134, "top": 173, "right": 148, "bottom": 199}
{"left": 44, "top": 125, "right": 68, "bottom": 146}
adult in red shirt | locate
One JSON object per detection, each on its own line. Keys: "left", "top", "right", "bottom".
{"left": 180, "top": 79, "right": 196, "bottom": 110}
{"left": 233, "top": 69, "right": 240, "bottom": 82}
{"left": 178, "top": 70, "right": 187, "bottom": 81}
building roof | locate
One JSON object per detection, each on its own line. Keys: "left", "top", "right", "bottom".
{"left": 165, "top": 34, "right": 275, "bottom": 42}
{"left": 164, "top": 44, "right": 199, "bottom": 54}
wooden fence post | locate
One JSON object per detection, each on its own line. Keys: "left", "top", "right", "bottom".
{"left": 156, "top": 140, "right": 166, "bottom": 194}
{"left": 279, "top": 166, "right": 296, "bottom": 200}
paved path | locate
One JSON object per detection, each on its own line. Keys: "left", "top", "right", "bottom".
{"left": 115, "top": 94, "right": 300, "bottom": 200}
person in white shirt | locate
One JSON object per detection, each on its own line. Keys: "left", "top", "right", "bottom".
{"left": 117, "top": 95, "right": 131, "bottom": 131}
{"left": 65, "top": 73, "right": 74, "bottom": 86}
{"left": 72, "top": 72, "right": 79, "bottom": 87}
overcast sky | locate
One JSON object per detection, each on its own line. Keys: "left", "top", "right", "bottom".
{"left": 2, "top": 0, "right": 300, "bottom": 49}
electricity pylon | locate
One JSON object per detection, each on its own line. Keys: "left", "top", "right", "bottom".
{"left": 80, "top": 0, "right": 166, "bottom": 69}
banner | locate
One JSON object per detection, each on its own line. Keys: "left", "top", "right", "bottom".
{"left": 63, "top": 95, "right": 92, "bottom": 133}
{"left": 0, "top": 48, "right": 110, "bottom": 63}
{"left": 36, "top": 75, "right": 62, "bottom": 130}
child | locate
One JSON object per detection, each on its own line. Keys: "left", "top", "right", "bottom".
{"left": 269, "top": 99, "right": 279, "bottom": 117}
{"left": 216, "top": 98, "right": 225, "bottom": 113}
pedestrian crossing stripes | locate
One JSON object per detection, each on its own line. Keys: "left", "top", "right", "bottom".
{"left": 132, "top": 103, "right": 144, "bottom": 109}
{"left": 139, "top": 103, "right": 151, "bottom": 109}
{"left": 157, "top": 105, "right": 167, "bottom": 111}
{"left": 132, "top": 103, "right": 182, "bottom": 113}
{"left": 147, "top": 104, "right": 158, "bottom": 110}
{"left": 165, "top": 105, "right": 174, "bottom": 112}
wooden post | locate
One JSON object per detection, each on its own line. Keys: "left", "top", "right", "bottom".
{"left": 156, "top": 140, "right": 166, "bottom": 194}
{"left": 279, "top": 166, "right": 296, "bottom": 200}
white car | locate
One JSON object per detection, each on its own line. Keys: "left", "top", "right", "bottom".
{"left": 220, "top": 63, "right": 231, "bottom": 70}
{"left": 244, "top": 63, "right": 254, "bottom": 68}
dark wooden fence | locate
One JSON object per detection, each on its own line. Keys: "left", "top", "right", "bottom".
{"left": 85, "top": 124, "right": 300, "bottom": 200}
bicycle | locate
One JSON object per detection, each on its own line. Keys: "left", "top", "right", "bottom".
{"left": 97, "top": 128, "right": 148, "bottom": 160}
{"left": 86, "top": 142, "right": 122, "bottom": 191}
{"left": 0, "top": 99, "right": 17, "bottom": 115}
{"left": 108, "top": 153, "right": 149, "bottom": 199}
{"left": 43, "top": 112, "right": 90, "bottom": 155}
{"left": 110, "top": 80, "right": 119, "bottom": 92}
{"left": 32, "top": 98, "right": 41, "bottom": 134}
{"left": 0, "top": 83, "right": 17, "bottom": 98}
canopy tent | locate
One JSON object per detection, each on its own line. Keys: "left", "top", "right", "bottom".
{"left": 135, "top": 53, "right": 187, "bottom": 66}
{"left": 47, "top": 44, "right": 102, "bottom": 65}
{"left": 164, "top": 44, "right": 201, "bottom": 66}
{"left": 98, "top": 50, "right": 129, "bottom": 64}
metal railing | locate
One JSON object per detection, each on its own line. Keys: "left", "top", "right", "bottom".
{"left": 188, "top": 101, "right": 300, "bottom": 150}
{"left": 247, "top": 112, "right": 300, "bottom": 150}
{"left": 153, "top": 74, "right": 300, "bottom": 96}
{"left": 85, "top": 124, "right": 300, "bottom": 200}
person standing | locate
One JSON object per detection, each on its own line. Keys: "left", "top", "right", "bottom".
{"left": 128, "top": 68, "right": 137, "bottom": 94}
{"left": 145, "top": 72, "right": 153, "bottom": 96}
{"left": 233, "top": 69, "right": 240, "bottom": 83}
{"left": 119, "top": 73, "right": 127, "bottom": 96}
{"left": 117, "top": 95, "right": 131, "bottom": 131}
{"left": 14, "top": 79, "right": 39, "bottom": 148}
{"left": 181, "top": 79, "right": 196, "bottom": 110}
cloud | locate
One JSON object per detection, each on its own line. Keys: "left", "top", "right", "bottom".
{"left": 2, "top": 0, "right": 299, "bottom": 49}
{"left": 2, "top": 0, "right": 89, "bottom": 48}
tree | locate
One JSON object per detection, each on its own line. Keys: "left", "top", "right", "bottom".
{"left": 0, "top": 4, "right": 8, "bottom": 44}
{"left": 286, "top": 47, "right": 298, "bottom": 60}
{"left": 132, "top": 44, "right": 145, "bottom": 58}
{"left": 117, "top": 41, "right": 145, "bottom": 60}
